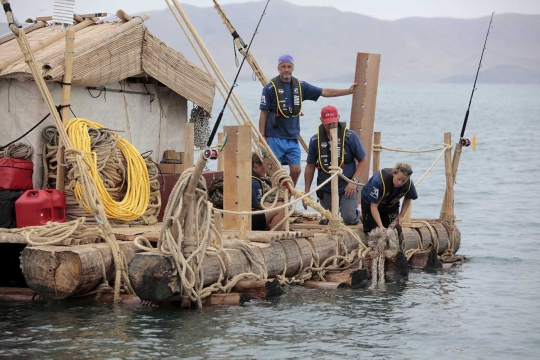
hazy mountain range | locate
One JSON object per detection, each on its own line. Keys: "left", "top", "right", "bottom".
{"left": 1, "top": 0, "right": 539, "bottom": 83}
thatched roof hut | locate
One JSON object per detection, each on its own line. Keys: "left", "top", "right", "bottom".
{"left": 0, "top": 12, "right": 215, "bottom": 187}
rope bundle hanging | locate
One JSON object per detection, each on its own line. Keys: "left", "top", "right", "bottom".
{"left": 66, "top": 118, "right": 150, "bottom": 221}
{"left": 190, "top": 105, "right": 211, "bottom": 149}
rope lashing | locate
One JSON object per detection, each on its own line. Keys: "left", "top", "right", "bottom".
{"left": 66, "top": 118, "right": 150, "bottom": 221}
{"left": 0, "top": 142, "right": 33, "bottom": 159}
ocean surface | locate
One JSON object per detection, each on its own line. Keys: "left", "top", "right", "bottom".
{"left": 1, "top": 82, "right": 539, "bottom": 359}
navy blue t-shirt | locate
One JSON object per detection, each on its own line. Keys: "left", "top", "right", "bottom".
{"left": 252, "top": 177, "right": 263, "bottom": 208}
{"left": 260, "top": 80, "right": 322, "bottom": 139}
{"left": 306, "top": 128, "right": 366, "bottom": 193}
{"left": 361, "top": 171, "right": 418, "bottom": 212}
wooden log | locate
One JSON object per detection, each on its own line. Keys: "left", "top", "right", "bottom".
{"left": 202, "top": 293, "right": 251, "bottom": 306}
{"left": 324, "top": 268, "right": 369, "bottom": 289}
{"left": 278, "top": 239, "right": 312, "bottom": 277}
{"left": 0, "top": 287, "right": 36, "bottom": 302}
{"left": 303, "top": 281, "right": 347, "bottom": 290}
{"left": 20, "top": 241, "right": 141, "bottom": 300}
{"left": 409, "top": 248, "right": 442, "bottom": 270}
{"left": 233, "top": 278, "right": 283, "bottom": 299}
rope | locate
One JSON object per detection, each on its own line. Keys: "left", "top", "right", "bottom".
{"left": 414, "top": 144, "right": 452, "bottom": 187}
{"left": 380, "top": 145, "right": 446, "bottom": 153}
{"left": 66, "top": 118, "right": 150, "bottom": 221}
{"left": 0, "top": 142, "right": 34, "bottom": 159}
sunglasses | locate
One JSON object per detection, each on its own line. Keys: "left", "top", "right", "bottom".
{"left": 398, "top": 167, "right": 413, "bottom": 176}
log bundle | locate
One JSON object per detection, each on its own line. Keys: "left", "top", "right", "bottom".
{"left": 15, "top": 221, "right": 460, "bottom": 302}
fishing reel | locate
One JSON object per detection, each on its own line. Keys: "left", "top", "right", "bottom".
{"left": 203, "top": 148, "right": 219, "bottom": 160}
{"left": 460, "top": 138, "right": 471, "bottom": 147}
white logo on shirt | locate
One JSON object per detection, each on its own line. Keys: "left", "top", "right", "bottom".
{"left": 260, "top": 95, "right": 266, "bottom": 105}
{"left": 370, "top": 187, "right": 379, "bottom": 199}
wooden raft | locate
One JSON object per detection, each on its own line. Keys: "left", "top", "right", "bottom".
{"left": 15, "top": 221, "right": 460, "bottom": 301}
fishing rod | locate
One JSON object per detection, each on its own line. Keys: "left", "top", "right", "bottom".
{"left": 206, "top": 0, "right": 270, "bottom": 147}
{"left": 459, "top": 12, "right": 494, "bottom": 146}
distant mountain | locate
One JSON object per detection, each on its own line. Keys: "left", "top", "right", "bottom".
{"left": 2, "top": 0, "right": 539, "bottom": 83}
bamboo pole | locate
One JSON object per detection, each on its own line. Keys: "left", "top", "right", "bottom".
{"left": 330, "top": 126, "right": 339, "bottom": 221}
{"left": 168, "top": 0, "right": 274, "bottom": 161}
{"left": 0, "top": 18, "right": 96, "bottom": 71}
{"left": 56, "top": 28, "right": 76, "bottom": 192}
{"left": 0, "top": 21, "right": 47, "bottom": 46}
{"left": 439, "top": 132, "right": 454, "bottom": 221}
{"left": 217, "top": 132, "right": 224, "bottom": 171}
{"left": 372, "top": 131, "right": 381, "bottom": 174}
{"left": 211, "top": 0, "right": 309, "bottom": 153}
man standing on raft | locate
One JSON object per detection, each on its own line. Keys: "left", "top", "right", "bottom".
{"left": 259, "top": 54, "right": 357, "bottom": 186}
{"left": 303, "top": 105, "right": 367, "bottom": 225}
{"left": 360, "top": 163, "right": 418, "bottom": 232}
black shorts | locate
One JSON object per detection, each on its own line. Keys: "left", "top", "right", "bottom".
{"left": 252, "top": 213, "right": 266, "bottom": 231}
{"left": 361, "top": 200, "right": 399, "bottom": 233}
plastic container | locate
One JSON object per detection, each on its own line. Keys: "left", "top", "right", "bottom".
{"left": 15, "top": 189, "right": 66, "bottom": 228}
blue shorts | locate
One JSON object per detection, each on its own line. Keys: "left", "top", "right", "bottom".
{"left": 267, "top": 137, "right": 301, "bottom": 165}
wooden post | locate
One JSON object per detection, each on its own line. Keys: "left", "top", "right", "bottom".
{"left": 330, "top": 126, "right": 339, "bottom": 221}
{"left": 239, "top": 215, "right": 249, "bottom": 242}
{"left": 439, "top": 132, "right": 454, "bottom": 221}
{"left": 217, "top": 132, "right": 224, "bottom": 172}
{"left": 56, "top": 28, "right": 75, "bottom": 192}
{"left": 403, "top": 203, "right": 412, "bottom": 225}
{"left": 214, "top": 211, "right": 222, "bottom": 235}
{"left": 440, "top": 140, "right": 461, "bottom": 221}
{"left": 184, "top": 123, "right": 194, "bottom": 168}
{"left": 372, "top": 131, "right": 381, "bottom": 175}
{"left": 349, "top": 53, "right": 381, "bottom": 186}
{"left": 223, "top": 126, "right": 251, "bottom": 230}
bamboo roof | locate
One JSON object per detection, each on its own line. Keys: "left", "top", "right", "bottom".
{"left": 0, "top": 15, "right": 215, "bottom": 112}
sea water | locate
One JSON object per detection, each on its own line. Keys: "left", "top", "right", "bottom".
{"left": 1, "top": 82, "right": 539, "bottom": 359}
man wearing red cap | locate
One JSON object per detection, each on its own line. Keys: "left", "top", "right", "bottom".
{"left": 259, "top": 54, "right": 356, "bottom": 186}
{"left": 303, "top": 105, "right": 367, "bottom": 225}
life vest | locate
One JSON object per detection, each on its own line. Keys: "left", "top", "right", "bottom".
{"left": 252, "top": 171, "right": 272, "bottom": 208}
{"left": 316, "top": 122, "right": 347, "bottom": 173}
{"left": 269, "top": 76, "right": 302, "bottom": 118}
{"left": 378, "top": 168, "right": 412, "bottom": 208}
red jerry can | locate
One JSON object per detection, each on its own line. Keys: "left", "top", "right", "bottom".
{"left": 14, "top": 189, "right": 66, "bottom": 228}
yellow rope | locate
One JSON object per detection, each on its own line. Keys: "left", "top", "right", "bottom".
{"left": 66, "top": 118, "right": 150, "bottom": 221}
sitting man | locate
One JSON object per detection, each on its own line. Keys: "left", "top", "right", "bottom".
{"left": 303, "top": 105, "right": 367, "bottom": 225}
{"left": 252, "top": 152, "right": 285, "bottom": 231}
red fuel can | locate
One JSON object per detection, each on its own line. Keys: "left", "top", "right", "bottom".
{"left": 14, "top": 189, "right": 66, "bottom": 228}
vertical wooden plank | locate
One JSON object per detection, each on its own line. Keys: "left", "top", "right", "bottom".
{"left": 330, "top": 127, "right": 339, "bottom": 220}
{"left": 439, "top": 132, "right": 454, "bottom": 221}
{"left": 217, "top": 132, "right": 224, "bottom": 172}
{"left": 56, "top": 28, "right": 76, "bottom": 192}
{"left": 184, "top": 123, "right": 194, "bottom": 168}
{"left": 223, "top": 126, "right": 251, "bottom": 230}
{"left": 349, "top": 53, "right": 381, "bottom": 185}
{"left": 372, "top": 131, "right": 381, "bottom": 175}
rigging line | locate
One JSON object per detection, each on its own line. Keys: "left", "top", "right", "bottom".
{"left": 460, "top": 12, "right": 495, "bottom": 139}
{"left": 207, "top": 0, "right": 270, "bottom": 147}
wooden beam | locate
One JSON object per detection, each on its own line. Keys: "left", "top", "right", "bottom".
{"left": 439, "top": 132, "right": 454, "bottom": 221}
{"left": 223, "top": 126, "right": 251, "bottom": 230}
{"left": 183, "top": 123, "right": 194, "bottom": 168}
{"left": 372, "top": 131, "right": 381, "bottom": 174}
{"left": 217, "top": 132, "right": 224, "bottom": 171}
{"left": 349, "top": 53, "right": 381, "bottom": 186}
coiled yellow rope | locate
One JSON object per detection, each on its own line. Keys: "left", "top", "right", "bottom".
{"left": 66, "top": 118, "right": 150, "bottom": 221}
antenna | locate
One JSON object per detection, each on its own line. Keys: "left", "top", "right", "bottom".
{"left": 53, "top": 0, "right": 76, "bottom": 26}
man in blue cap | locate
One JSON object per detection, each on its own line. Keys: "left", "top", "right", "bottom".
{"left": 259, "top": 54, "right": 357, "bottom": 186}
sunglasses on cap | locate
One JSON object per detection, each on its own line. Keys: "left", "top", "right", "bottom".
{"left": 398, "top": 167, "right": 413, "bottom": 176}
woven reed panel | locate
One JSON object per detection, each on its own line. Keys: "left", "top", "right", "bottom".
{"left": 142, "top": 30, "right": 215, "bottom": 113}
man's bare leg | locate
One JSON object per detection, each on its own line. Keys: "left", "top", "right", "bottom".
{"left": 289, "top": 164, "right": 301, "bottom": 187}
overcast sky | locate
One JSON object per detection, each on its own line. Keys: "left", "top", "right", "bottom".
{"left": 6, "top": 0, "right": 540, "bottom": 22}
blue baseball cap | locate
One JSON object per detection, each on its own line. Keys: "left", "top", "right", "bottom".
{"left": 278, "top": 54, "right": 294, "bottom": 65}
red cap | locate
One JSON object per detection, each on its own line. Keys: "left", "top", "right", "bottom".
{"left": 320, "top": 105, "right": 339, "bottom": 124}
